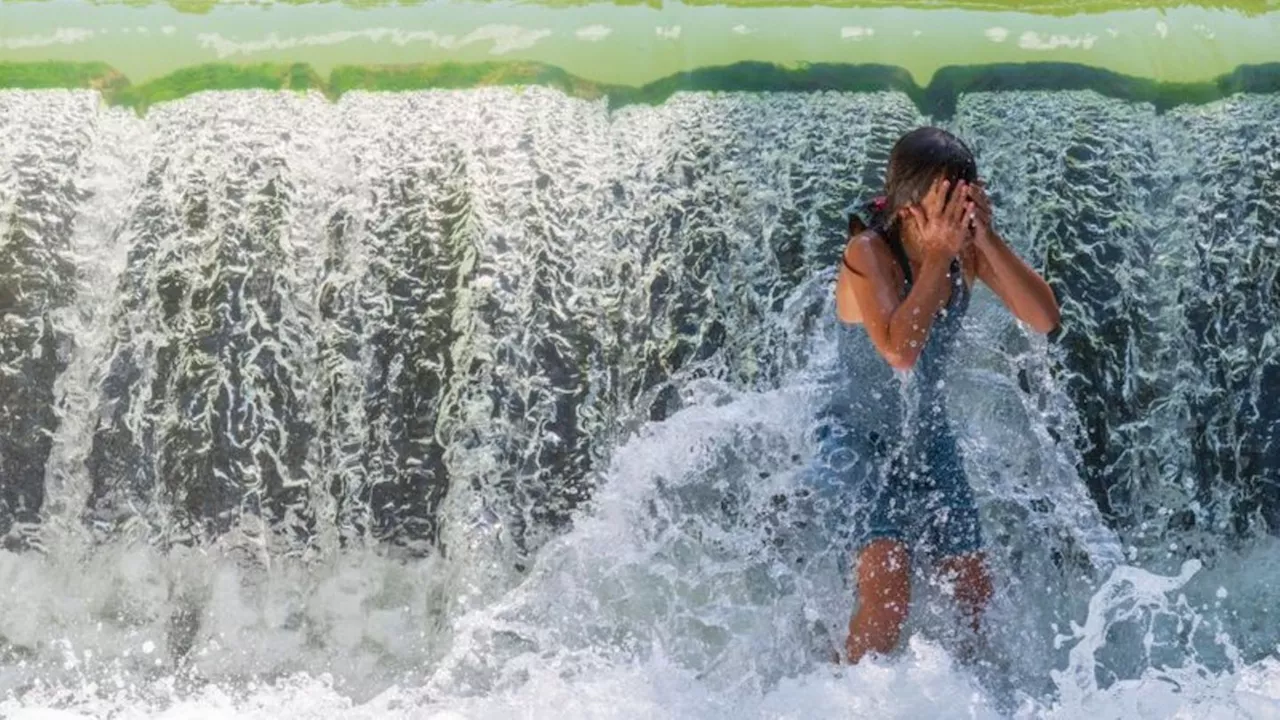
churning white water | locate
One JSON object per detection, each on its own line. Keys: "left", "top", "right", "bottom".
{"left": 0, "top": 87, "right": 1278, "bottom": 717}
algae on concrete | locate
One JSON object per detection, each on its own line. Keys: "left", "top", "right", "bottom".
{"left": 111, "top": 63, "right": 326, "bottom": 111}
{"left": 2, "top": 59, "right": 1279, "bottom": 118}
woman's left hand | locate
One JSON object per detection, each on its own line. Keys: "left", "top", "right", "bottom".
{"left": 964, "top": 179, "right": 1063, "bottom": 333}
{"left": 966, "top": 181, "right": 994, "bottom": 243}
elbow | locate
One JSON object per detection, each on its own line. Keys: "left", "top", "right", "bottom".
{"left": 1028, "top": 316, "right": 1059, "bottom": 335}
{"left": 877, "top": 332, "right": 922, "bottom": 370}
{"left": 1033, "top": 306, "right": 1062, "bottom": 335}
{"left": 883, "top": 349, "right": 918, "bottom": 371}
{"left": 873, "top": 327, "right": 921, "bottom": 370}
{"left": 1038, "top": 288, "right": 1063, "bottom": 334}
{"left": 1019, "top": 297, "right": 1061, "bottom": 335}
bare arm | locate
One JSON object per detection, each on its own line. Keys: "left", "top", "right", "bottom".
{"left": 967, "top": 183, "right": 1061, "bottom": 334}
{"left": 841, "top": 177, "right": 974, "bottom": 370}
{"left": 842, "top": 237, "right": 956, "bottom": 370}
{"left": 973, "top": 232, "right": 1061, "bottom": 333}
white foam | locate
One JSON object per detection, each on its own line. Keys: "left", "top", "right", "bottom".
{"left": 195, "top": 25, "right": 551, "bottom": 58}
{"left": 1018, "top": 31, "right": 1098, "bottom": 51}
{"left": 0, "top": 28, "right": 95, "bottom": 49}
{"left": 575, "top": 25, "right": 612, "bottom": 43}
{"left": 5, "top": 635, "right": 1278, "bottom": 719}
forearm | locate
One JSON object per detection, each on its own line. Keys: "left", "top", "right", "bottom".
{"left": 976, "top": 233, "right": 1061, "bottom": 332}
{"left": 882, "top": 258, "right": 952, "bottom": 369}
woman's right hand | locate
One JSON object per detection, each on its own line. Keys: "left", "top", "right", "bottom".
{"left": 903, "top": 177, "right": 974, "bottom": 260}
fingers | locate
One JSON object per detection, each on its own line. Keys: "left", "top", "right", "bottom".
{"left": 974, "top": 205, "right": 991, "bottom": 229}
{"left": 969, "top": 196, "right": 990, "bottom": 228}
{"left": 921, "top": 176, "right": 948, "bottom": 218}
{"left": 966, "top": 181, "right": 986, "bottom": 204}
{"left": 968, "top": 182, "right": 991, "bottom": 212}
{"left": 966, "top": 182, "right": 992, "bottom": 228}
{"left": 912, "top": 177, "right": 987, "bottom": 254}
{"left": 946, "top": 180, "right": 972, "bottom": 227}
{"left": 973, "top": 178, "right": 989, "bottom": 202}
{"left": 905, "top": 205, "right": 925, "bottom": 236}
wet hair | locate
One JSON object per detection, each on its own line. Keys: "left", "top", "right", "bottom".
{"left": 878, "top": 127, "right": 979, "bottom": 232}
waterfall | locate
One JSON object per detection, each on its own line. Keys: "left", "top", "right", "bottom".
{"left": 0, "top": 87, "right": 1277, "bottom": 713}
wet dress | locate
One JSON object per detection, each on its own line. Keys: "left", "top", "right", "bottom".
{"left": 811, "top": 202, "right": 982, "bottom": 559}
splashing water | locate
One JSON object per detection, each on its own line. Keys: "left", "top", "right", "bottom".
{"left": 3, "top": 383, "right": 1278, "bottom": 718}
{"left": 0, "top": 87, "right": 1278, "bottom": 717}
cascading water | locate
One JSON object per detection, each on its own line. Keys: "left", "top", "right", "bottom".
{"left": 0, "top": 87, "right": 1278, "bottom": 718}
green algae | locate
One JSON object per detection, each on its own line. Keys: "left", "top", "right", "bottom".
{"left": 0, "top": 61, "right": 128, "bottom": 93}
{"left": 2, "top": 59, "right": 1279, "bottom": 118}
{"left": 108, "top": 63, "right": 325, "bottom": 111}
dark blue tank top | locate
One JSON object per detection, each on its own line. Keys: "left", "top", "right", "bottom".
{"left": 823, "top": 217, "right": 970, "bottom": 443}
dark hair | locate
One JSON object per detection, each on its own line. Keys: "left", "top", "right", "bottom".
{"left": 879, "top": 127, "right": 978, "bottom": 232}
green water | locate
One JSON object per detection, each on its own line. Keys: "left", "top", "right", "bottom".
{"left": 2, "top": 0, "right": 1279, "bottom": 88}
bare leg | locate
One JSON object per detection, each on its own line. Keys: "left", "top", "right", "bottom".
{"left": 937, "top": 552, "right": 992, "bottom": 633}
{"left": 846, "top": 538, "right": 911, "bottom": 664}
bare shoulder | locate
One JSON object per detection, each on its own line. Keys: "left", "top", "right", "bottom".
{"left": 842, "top": 229, "right": 892, "bottom": 274}
{"left": 836, "top": 230, "right": 894, "bottom": 326}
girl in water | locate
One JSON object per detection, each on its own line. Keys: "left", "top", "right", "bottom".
{"left": 821, "top": 127, "right": 1060, "bottom": 663}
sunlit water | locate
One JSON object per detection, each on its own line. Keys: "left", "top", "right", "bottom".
{"left": 0, "top": 88, "right": 1277, "bottom": 718}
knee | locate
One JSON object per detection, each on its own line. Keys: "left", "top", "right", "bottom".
{"left": 967, "top": 568, "right": 994, "bottom": 606}
{"left": 943, "top": 554, "right": 993, "bottom": 609}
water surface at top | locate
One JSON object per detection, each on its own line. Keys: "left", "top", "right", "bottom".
{"left": 2, "top": 0, "right": 1279, "bottom": 85}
